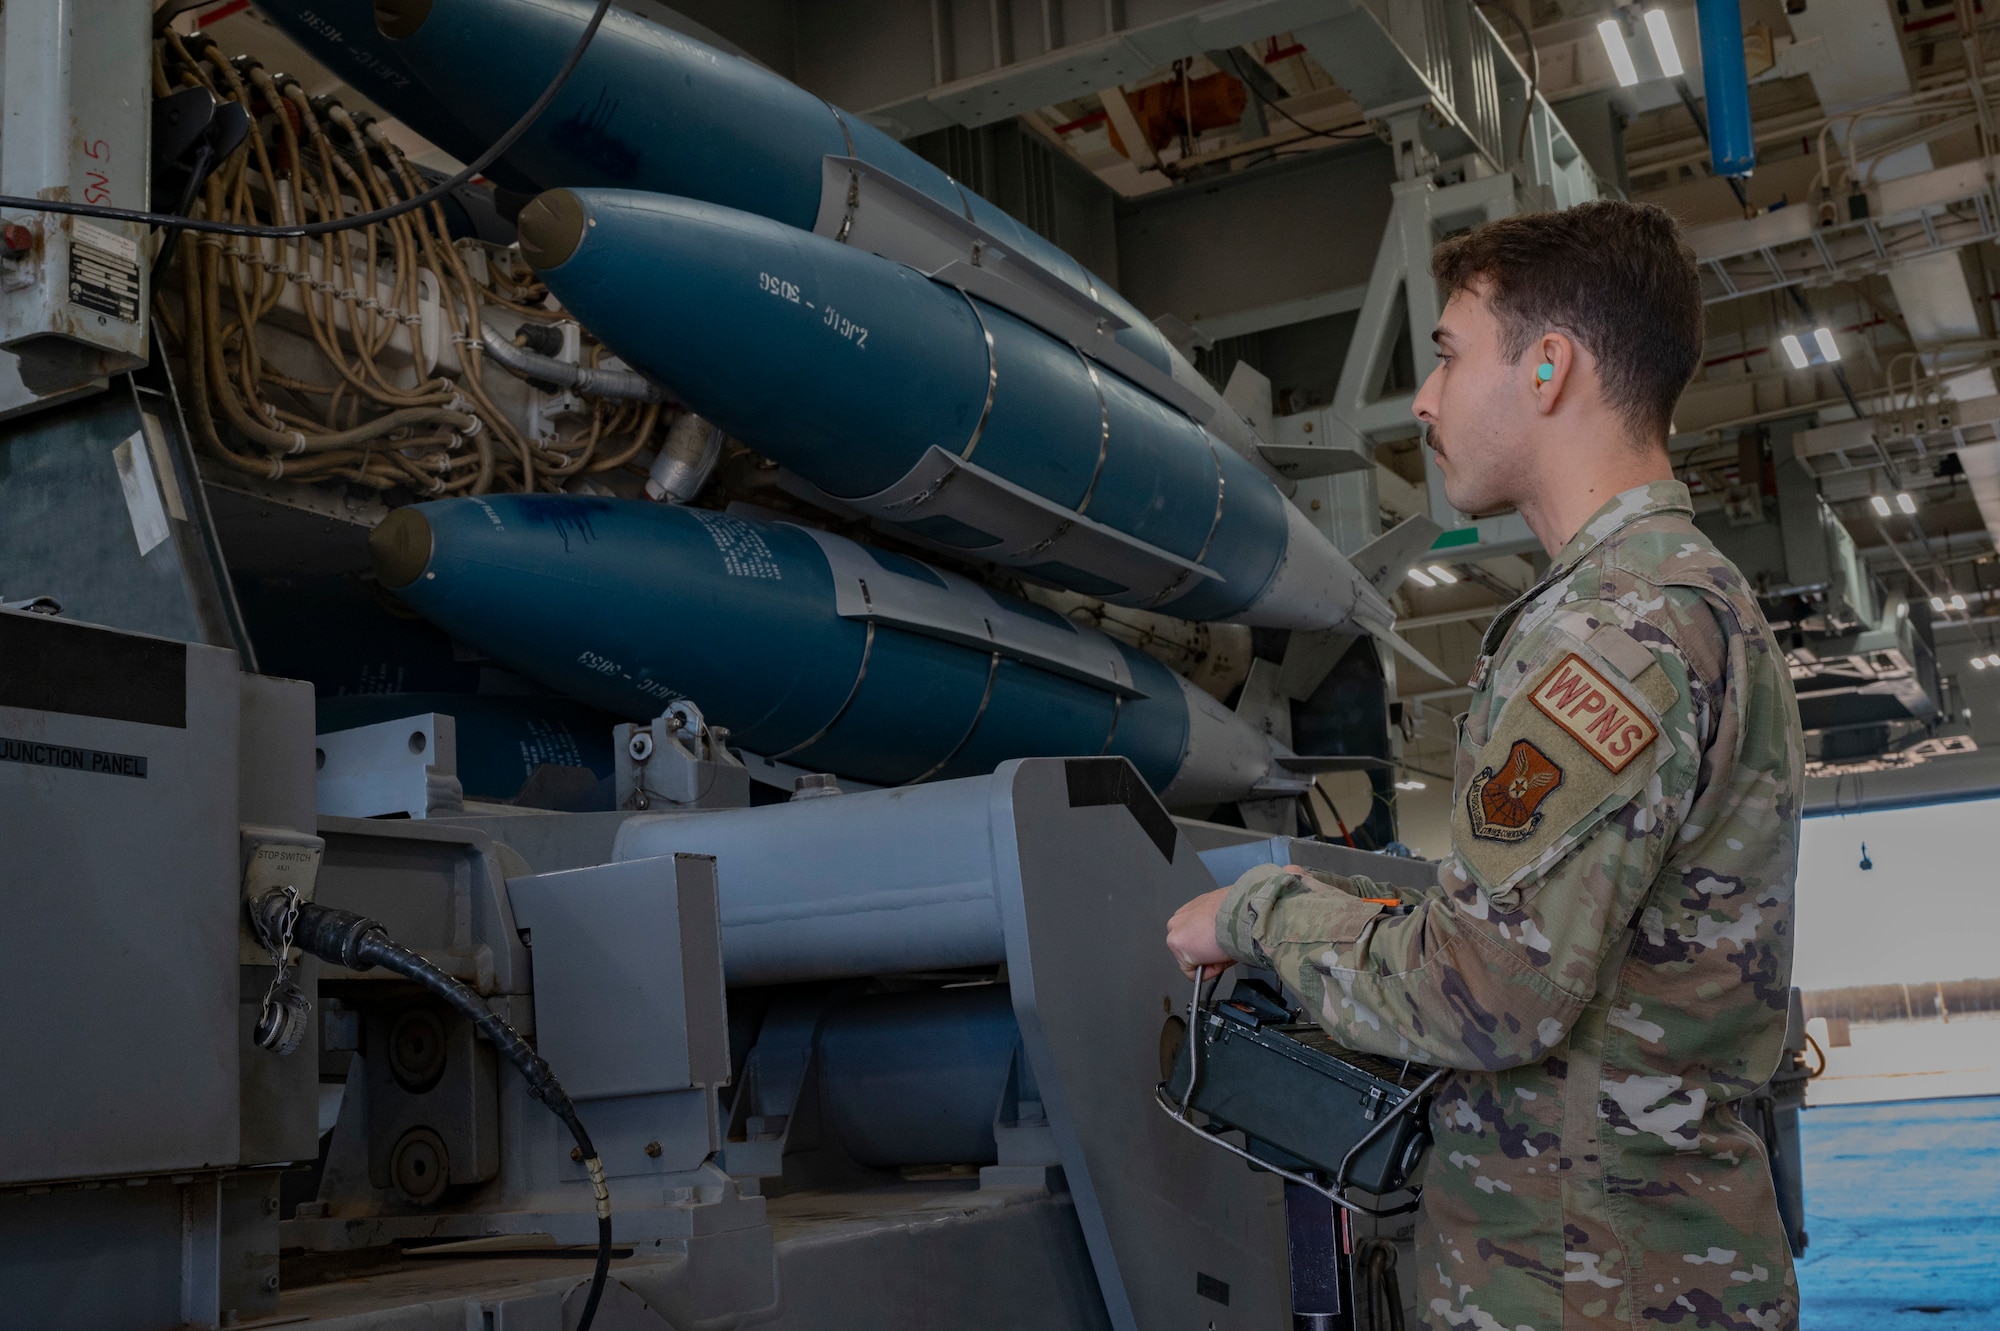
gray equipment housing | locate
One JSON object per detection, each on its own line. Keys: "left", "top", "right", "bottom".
{"left": 433, "top": 758, "right": 1311, "bottom": 1329}
{"left": 0, "top": 608, "right": 319, "bottom": 1328}
{"left": 1, "top": 608, "right": 1458, "bottom": 1329}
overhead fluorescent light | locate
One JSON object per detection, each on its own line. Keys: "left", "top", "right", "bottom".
{"left": 1989, "top": 654, "right": 2000, "bottom": 667}
{"left": 1952, "top": 594, "right": 1968, "bottom": 611}
{"left": 1427, "top": 564, "right": 1458, "bottom": 584}
{"left": 1932, "top": 596, "right": 1948, "bottom": 612}
{"left": 1643, "top": 9, "right": 1683, "bottom": 77}
{"left": 1408, "top": 569, "right": 1437, "bottom": 589}
{"left": 1395, "top": 779, "right": 1426, "bottom": 791}
{"left": 1896, "top": 492, "right": 1917, "bottom": 514}
{"left": 1977, "top": 657, "right": 1989, "bottom": 669}
{"left": 1597, "top": 19, "right": 1640, "bottom": 87}
{"left": 1813, "top": 327, "right": 1841, "bottom": 362}
{"left": 1780, "top": 334, "right": 1809, "bottom": 370}
{"left": 1871, "top": 495, "right": 1893, "bottom": 518}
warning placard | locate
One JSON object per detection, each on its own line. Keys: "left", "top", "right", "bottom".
{"left": 69, "top": 219, "right": 140, "bottom": 323}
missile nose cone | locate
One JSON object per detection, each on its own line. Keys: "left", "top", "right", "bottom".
{"left": 371, "top": 506, "right": 434, "bottom": 588}
{"left": 373, "top": 0, "right": 432, "bottom": 41}
{"left": 516, "top": 190, "right": 587, "bottom": 271}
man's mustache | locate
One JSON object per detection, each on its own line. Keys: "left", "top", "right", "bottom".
{"left": 1425, "top": 425, "right": 1444, "bottom": 454}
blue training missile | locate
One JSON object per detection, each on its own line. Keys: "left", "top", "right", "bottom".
{"left": 354, "top": 0, "right": 1303, "bottom": 486}
{"left": 512, "top": 188, "right": 1389, "bottom": 634}
{"left": 364, "top": 0, "right": 1176, "bottom": 375}
{"left": 269, "top": 0, "right": 1407, "bottom": 637}
{"left": 367, "top": 495, "right": 1309, "bottom": 807}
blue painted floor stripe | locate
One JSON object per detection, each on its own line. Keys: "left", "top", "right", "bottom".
{"left": 1800, "top": 1095, "right": 2000, "bottom": 1329}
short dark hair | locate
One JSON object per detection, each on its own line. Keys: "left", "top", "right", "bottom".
{"left": 1430, "top": 200, "right": 1703, "bottom": 444}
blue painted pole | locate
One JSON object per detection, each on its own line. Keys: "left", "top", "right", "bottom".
{"left": 1696, "top": 0, "right": 1756, "bottom": 177}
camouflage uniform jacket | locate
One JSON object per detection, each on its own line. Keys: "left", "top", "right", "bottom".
{"left": 1214, "top": 481, "right": 1804, "bottom": 1331}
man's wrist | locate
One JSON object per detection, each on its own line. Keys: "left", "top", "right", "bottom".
{"left": 1214, "top": 865, "right": 1297, "bottom": 967}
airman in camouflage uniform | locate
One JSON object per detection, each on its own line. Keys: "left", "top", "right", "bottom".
{"left": 1211, "top": 479, "right": 1803, "bottom": 1330}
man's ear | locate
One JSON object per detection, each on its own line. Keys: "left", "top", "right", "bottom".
{"left": 1530, "top": 333, "right": 1580, "bottom": 414}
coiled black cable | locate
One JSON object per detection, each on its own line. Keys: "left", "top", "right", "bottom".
{"left": 1354, "top": 1235, "right": 1406, "bottom": 1331}
{"left": 0, "top": 0, "right": 613, "bottom": 239}
{"left": 257, "top": 893, "right": 612, "bottom": 1328}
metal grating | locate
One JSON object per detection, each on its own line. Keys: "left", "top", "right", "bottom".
{"left": 1691, "top": 157, "right": 2000, "bottom": 306}
{"left": 1792, "top": 395, "right": 2000, "bottom": 479}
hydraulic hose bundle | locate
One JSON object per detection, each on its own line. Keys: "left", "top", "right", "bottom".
{"left": 250, "top": 891, "right": 612, "bottom": 1329}
{"left": 143, "top": 3, "right": 668, "bottom": 496}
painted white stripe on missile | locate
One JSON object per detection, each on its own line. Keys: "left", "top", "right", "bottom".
{"left": 956, "top": 292, "right": 999, "bottom": 463}
{"left": 770, "top": 621, "right": 875, "bottom": 762}
{"left": 1073, "top": 353, "right": 1112, "bottom": 516}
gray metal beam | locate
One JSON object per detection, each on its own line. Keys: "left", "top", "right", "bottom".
{"left": 812, "top": 0, "right": 1355, "bottom": 139}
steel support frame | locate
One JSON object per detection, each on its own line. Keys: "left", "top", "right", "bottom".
{"left": 1263, "top": 0, "right": 1601, "bottom": 563}
{"left": 846, "top": 0, "right": 1599, "bottom": 197}
{"left": 1315, "top": 171, "right": 1543, "bottom": 559}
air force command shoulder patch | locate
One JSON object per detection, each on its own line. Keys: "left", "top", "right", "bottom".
{"left": 1468, "top": 739, "right": 1564, "bottom": 842}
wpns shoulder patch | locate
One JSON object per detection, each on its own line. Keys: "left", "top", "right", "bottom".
{"left": 1468, "top": 739, "right": 1564, "bottom": 842}
{"left": 1529, "top": 653, "right": 1658, "bottom": 772}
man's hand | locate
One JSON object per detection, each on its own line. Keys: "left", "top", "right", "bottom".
{"left": 1166, "top": 886, "right": 1236, "bottom": 981}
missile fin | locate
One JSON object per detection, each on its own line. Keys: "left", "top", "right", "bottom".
{"left": 1221, "top": 362, "right": 1275, "bottom": 447}
{"left": 1272, "top": 754, "right": 1394, "bottom": 772}
{"left": 1231, "top": 658, "right": 1292, "bottom": 750}
{"left": 788, "top": 522, "right": 1145, "bottom": 696}
{"left": 1204, "top": 360, "right": 1298, "bottom": 496}
{"left": 1350, "top": 514, "right": 1447, "bottom": 595}
{"left": 1235, "top": 796, "right": 1296, "bottom": 835}
{"left": 1370, "top": 621, "right": 1459, "bottom": 687}
{"left": 1152, "top": 313, "right": 1210, "bottom": 361}
{"left": 1341, "top": 513, "right": 1458, "bottom": 686}
{"left": 1274, "top": 629, "right": 1361, "bottom": 702}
